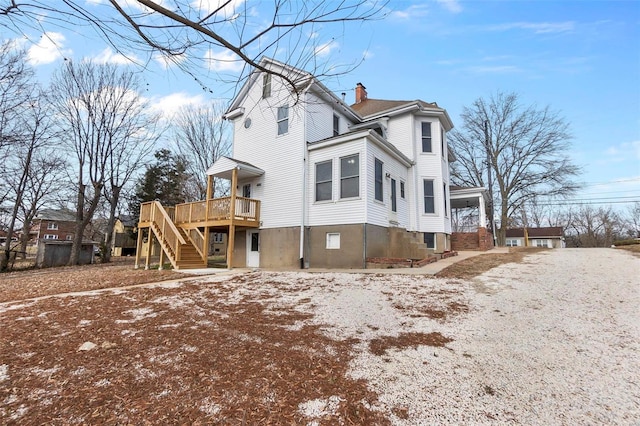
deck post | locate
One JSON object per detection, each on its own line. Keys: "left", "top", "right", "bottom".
{"left": 158, "top": 243, "right": 165, "bottom": 270}
{"left": 134, "top": 225, "right": 143, "bottom": 269}
{"left": 145, "top": 228, "right": 153, "bottom": 270}
{"left": 227, "top": 167, "right": 238, "bottom": 269}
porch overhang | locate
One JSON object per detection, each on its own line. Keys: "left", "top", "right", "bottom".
{"left": 450, "top": 186, "right": 488, "bottom": 209}
{"left": 206, "top": 156, "right": 265, "bottom": 180}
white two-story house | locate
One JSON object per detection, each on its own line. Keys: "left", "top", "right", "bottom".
{"left": 213, "top": 57, "right": 454, "bottom": 269}
{"left": 136, "top": 57, "right": 463, "bottom": 270}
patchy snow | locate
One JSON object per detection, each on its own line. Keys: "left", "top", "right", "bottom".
{"left": 298, "top": 395, "right": 343, "bottom": 418}
{"left": 0, "top": 364, "right": 8, "bottom": 382}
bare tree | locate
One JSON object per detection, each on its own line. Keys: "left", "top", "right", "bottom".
{"left": 173, "top": 102, "right": 231, "bottom": 200}
{"left": 623, "top": 201, "right": 640, "bottom": 239}
{"left": 1, "top": 1, "right": 388, "bottom": 96}
{"left": 101, "top": 95, "right": 160, "bottom": 263}
{"left": 0, "top": 42, "right": 33, "bottom": 208}
{"left": 566, "top": 205, "right": 625, "bottom": 247}
{"left": 0, "top": 89, "right": 62, "bottom": 270}
{"left": 449, "top": 91, "right": 581, "bottom": 245}
{"left": 49, "top": 60, "right": 156, "bottom": 265}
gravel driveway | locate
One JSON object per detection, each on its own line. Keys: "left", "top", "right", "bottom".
{"left": 346, "top": 248, "right": 639, "bottom": 424}
{"left": 1, "top": 248, "right": 637, "bottom": 424}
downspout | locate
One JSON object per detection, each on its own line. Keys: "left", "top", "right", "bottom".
{"left": 299, "top": 81, "right": 313, "bottom": 268}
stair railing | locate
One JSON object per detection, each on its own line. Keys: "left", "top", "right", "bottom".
{"left": 145, "top": 201, "right": 187, "bottom": 264}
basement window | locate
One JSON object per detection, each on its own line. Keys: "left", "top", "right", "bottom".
{"left": 326, "top": 233, "right": 340, "bottom": 249}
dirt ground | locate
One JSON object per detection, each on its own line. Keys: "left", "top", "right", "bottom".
{"left": 2, "top": 248, "right": 635, "bottom": 424}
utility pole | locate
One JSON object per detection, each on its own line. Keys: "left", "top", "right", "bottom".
{"left": 484, "top": 120, "right": 496, "bottom": 245}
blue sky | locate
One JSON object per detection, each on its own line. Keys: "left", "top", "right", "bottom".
{"left": 4, "top": 0, "right": 640, "bottom": 211}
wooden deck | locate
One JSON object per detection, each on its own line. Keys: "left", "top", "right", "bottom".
{"left": 136, "top": 197, "right": 260, "bottom": 270}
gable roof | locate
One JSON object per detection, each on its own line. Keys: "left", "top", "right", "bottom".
{"left": 35, "top": 209, "right": 76, "bottom": 222}
{"left": 207, "top": 156, "right": 265, "bottom": 180}
{"left": 506, "top": 227, "right": 564, "bottom": 238}
{"left": 350, "top": 98, "right": 454, "bottom": 130}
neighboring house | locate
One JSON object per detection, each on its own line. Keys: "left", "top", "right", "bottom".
{"left": 111, "top": 216, "right": 137, "bottom": 256}
{"left": 505, "top": 227, "right": 565, "bottom": 248}
{"left": 137, "top": 57, "right": 488, "bottom": 269}
{"left": 31, "top": 209, "right": 77, "bottom": 242}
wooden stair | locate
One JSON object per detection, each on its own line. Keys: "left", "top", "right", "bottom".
{"left": 147, "top": 204, "right": 207, "bottom": 270}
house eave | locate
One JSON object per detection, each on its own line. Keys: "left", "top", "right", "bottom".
{"left": 308, "top": 129, "right": 413, "bottom": 167}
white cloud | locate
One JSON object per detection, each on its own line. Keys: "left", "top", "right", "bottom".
{"left": 436, "top": 0, "right": 462, "bottom": 14}
{"left": 362, "top": 49, "right": 373, "bottom": 60}
{"left": 605, "top": 140, "right": 640, "bottom": 162}
{"left": 204, "top": 49, "right": 244, "bottom": 72}
{"left": 86, "top": 0, "right": 167, "bottom": 12}
{"left": 192, "top": 0, "right": 245, "bottom": 18}
{"left": 154, "top": 52, "right": 187, "bottom": 70}
{"left": 390, "top": 4, "right": 430, "bottom": 20}
{"left": 488, "top": 21, "right": 576, "bottom": 34}
{"left": 27, "top": 32, "right": 71, "bottom": 65}
{"left": 149, "top": 92, "right": 207, "bottom": 119}
{"left": 92, "top": 47, "right": 138, "bottom": 65}
{"left": 314, "top": 40, "right": 339, "bottom": 58}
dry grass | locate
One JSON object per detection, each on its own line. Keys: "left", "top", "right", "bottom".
{"left": 436, "top": 248, "right": 548, "bottom": 280}
{"left": 0, "top": 258, "right": 193, "bottom": 303}
{"left": 616, "top": 244, "right": 640, "bottom": 257}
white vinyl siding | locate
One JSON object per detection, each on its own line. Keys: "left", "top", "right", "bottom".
{"left": 365, "top": 142, "right": 410, "bottom": 229}
{"left": 307, "top": 139, "right": 366, "bottom": 226}
{"left": 231, "top": 69, "right": 306, "bottom": 229}
{"left": 304, "top": 91, "right": 355, "bottom": 143}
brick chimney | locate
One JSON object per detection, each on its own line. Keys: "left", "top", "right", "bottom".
{"left": 355, "top": 82, "right": 367, "bottom": 104}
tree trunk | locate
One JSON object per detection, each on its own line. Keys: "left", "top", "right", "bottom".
{"left": 102, "top": 187, "right": 121, "bottom": 264}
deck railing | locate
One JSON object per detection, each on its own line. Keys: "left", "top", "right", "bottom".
{"left": 173, "top": 197, "right": 260, "bottom": 225}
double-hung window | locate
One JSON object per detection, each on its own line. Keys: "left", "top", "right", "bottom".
{"left": 374, "top": 158, "right": 383, "bottom": 202}
{"left": 277, "top": 105, "right": 289, "bottom": 135}
{"left": 441, "top": 128, "right": 445, "bottom": 157}
{"left": 443, "top": 183, "right": 448, "bottom": 216}
{"left": 315, "top": 161, "right": 332, "bottom": 202}
{"left": 262, "top": 73, "right": 271, "bottom": 98}
{"left": 47, "top": 222, "right": 58, "bottom": 230}
{"left": 421, "top": 122, "right": 432, "bottom": 153}
{"left": 333, "top": 114, "right": 340, "bottom": 136}
{"left": 423, "top": 179, "right": 435, "bottom": 214}
{"left": 340, "top": 154, "right": 359, "bottom": 199}
{"left": 391, "top": 179, "right": 397, "bottom": 212}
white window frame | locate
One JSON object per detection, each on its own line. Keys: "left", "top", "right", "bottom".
{"left": 262, "top": 73, "right": 271, "bottom": 98}
{"left": 423, "top": 179, "right": 435, "bottom": 214}
{"left": 424, "top": 232, "right": 435, "bottom": 249}
{"left": 374, "top": 158, "right": 383, "bottom": 202}
{"left": 506, "top": 239, "right": 519, "bottom": 247}
{"left": 421, "top": 122, "right": 432, "bottom": 153}
{"left": 326, "top": 233, "right": 340, "bottom": 249}
{"left": 277, "top": 105, "right": 289, "bottom": 135}
{"left": 213, "top": 233, "right": 224, "bottom": 243}
{"left": 333, "top": 114, "right": 340, "bottom": 136}
{"left": 47, "top": 222, "right": 58, "bottom": 230}
{"left": 315, "top": 160, "right": 333, "bottom": 202}
{"left": 44, "top": 234, "right": 58, "bottom": 240}
{"left": 340, "top": 154, "right": 359, "bottom": 199}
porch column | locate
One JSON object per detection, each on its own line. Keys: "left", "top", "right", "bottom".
{"left": 134, "top": 226, "right": 143, "bottom": 269}
{"left": 478, "top": 195, "right": 487, "bottom": 228}
{"left": 203, "top": 174, "right": 214, "bottom": 267}
{"left": 227, "top": 167, "right": 238, "bottom": 269}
